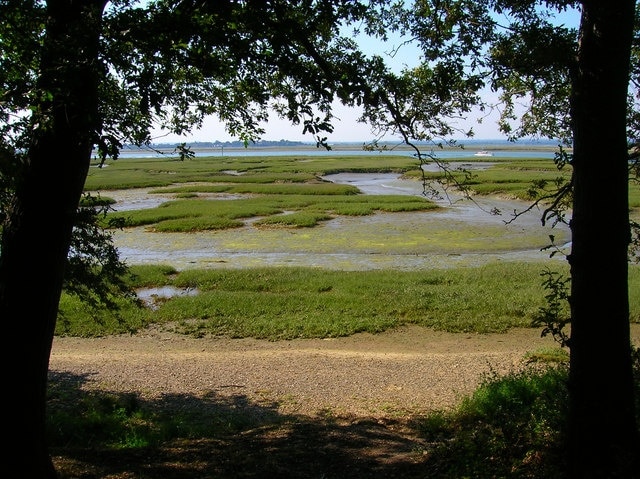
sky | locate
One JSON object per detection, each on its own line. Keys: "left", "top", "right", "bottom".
{"left": 151, "top": 97, "right": 502, "bottom": 144}
{"left": 151, "top": 102, "right": 391, "bottom": 144}
{"left": 151, "top": 6, "right": 580, "bottom": 145}
{"left": 151, "top": 33, "right": 424, "bottom": 144}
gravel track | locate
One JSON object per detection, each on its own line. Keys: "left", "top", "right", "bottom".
{"left": 49, "top": 325, "right": 610, "bottom": 418}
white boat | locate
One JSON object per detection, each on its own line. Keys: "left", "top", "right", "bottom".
{"left": 474, "top": 150, "right": 493, "bottom": 157}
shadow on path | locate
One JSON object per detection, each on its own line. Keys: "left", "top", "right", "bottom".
{"left": 49, "top": 371, "right": 430, "bottom": 479}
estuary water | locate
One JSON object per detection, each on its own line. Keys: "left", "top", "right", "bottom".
{"left": 112, "top": 139, "right": 560, "bottom": 160}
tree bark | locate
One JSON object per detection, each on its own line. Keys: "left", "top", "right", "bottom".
{"left": 0, "top": 1, "right": 106, "bottom": 477}
{"left": 568, "top": 2, "right": 640, "bottom": 477}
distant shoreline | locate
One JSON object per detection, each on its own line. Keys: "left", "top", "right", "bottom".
{"left": 114, "top": 138, "right": 567, "bottom": 155}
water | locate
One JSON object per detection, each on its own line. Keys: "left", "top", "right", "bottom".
{"left": 108, "top": 140, "right": 560, "bottom": 160}
{"left": 111, "top": 170, "right": 571, "bottom": 271}
{"left": 136, "top": 286, "right": 199, "bottom": 309}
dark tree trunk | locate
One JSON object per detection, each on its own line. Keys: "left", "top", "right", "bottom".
{"left": 568, "top": 2, "right": 640, "bottom": 477}
{"left": 0, "top": 1, "right": 106, "bottom": 477}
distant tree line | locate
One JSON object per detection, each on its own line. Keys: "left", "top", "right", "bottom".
{"left": 142, "top": 139, "right": 312, "bottom": 149}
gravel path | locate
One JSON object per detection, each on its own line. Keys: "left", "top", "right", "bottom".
{"left": 49, "top": 324, "right": 640, "bottom": 479}
{"left": 48, "top": 325, "right": 610, "bottom": 418}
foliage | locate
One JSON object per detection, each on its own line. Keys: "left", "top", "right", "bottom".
{"left": 532, "top": 268, "right": 571, "bottom": 347}
{"left": 89, "top": 0, "right": 398, "bottom": 158}
{"left": 29, "top": 192, "right": 140, "bottom": 328}
{"left": 414, "top": 365, "right": 570, "bottom": 478}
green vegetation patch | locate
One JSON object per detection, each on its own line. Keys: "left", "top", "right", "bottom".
{"left": 57, "top": 263, "right": 640, "bottom": 339}
{"left": 56, "top": 262, "right": 557, "bottom": 338}
{"left": 417, "top": 158, "right": 573, "bottom": 201}
{"left": 414, "top": 365, "right": 569, "bottom": 478}
{"left": 85, "top": 154, "right": 418, "bottom": 191}
{"left": 47, "top": 381, "right": 271, "bottom": 451}
{"left": 153, "top": 181, "right": 360, "bottom": 195}
{"left": 254, "top": 211, "right": 334, "bottom": 228}
{"left": 153, "top": 216, "right": 245, "bottom": 232}
{"left": 106, "top": 194, "right": 437, "bottom": 232}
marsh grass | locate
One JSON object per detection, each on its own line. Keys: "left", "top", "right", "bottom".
{"left": 58, "top": 261, "right": 640, "bottom": 339}
{"left": 254, "top": 211, "right": 333, "bottom": 227}
{"left": 76, "top": 152, "right": 639, "bottom": 337}
{"left": 106, "top": 192, "right": 438, "bottom": 232}
{"left": 415, "top": 158, "right": 573, "bottom": 201}
{"left": 89, "top": 154, "right": 577, "bottom": 240}
{"left": 157, "top": 182, "right": 362, "bottom": 195}
{"left": 87, "top": 153, "right": 583, "bottom": 236}
{"left": 57, "top": 258, "right": 640, "bottom": 339}
{"left": 85, "top": 154, "right": 418, "bottom": 191}
{"left": 88, "top": 153, "right": 640, "bottom": 216}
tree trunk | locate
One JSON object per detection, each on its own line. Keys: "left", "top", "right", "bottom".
{"left": 568, "top": 2, "right": 640, "bottom": 477}
{"left": 0, "top": 1, "right": 106, "bottom": 477}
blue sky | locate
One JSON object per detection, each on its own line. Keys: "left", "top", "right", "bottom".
{"left": 152, "top": 5, "right": 581, "bottom": 144}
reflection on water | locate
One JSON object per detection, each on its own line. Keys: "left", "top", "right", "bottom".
{"left": 136, "top": 286, "right": 199, "bottom": 309}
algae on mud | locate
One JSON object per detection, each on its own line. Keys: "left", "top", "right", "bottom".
{"left": 105, "top": 172, "right": 571, "bottom": 271}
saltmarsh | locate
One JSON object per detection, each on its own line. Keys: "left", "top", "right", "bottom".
{"left": 67, "top": 151, "right": 640, "bottom": 339}
{"left": 87, "top": 152, "right": 575, "bottom": 251}
{"left": 57, "top": 262, "right": 640, "bottom": 339}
